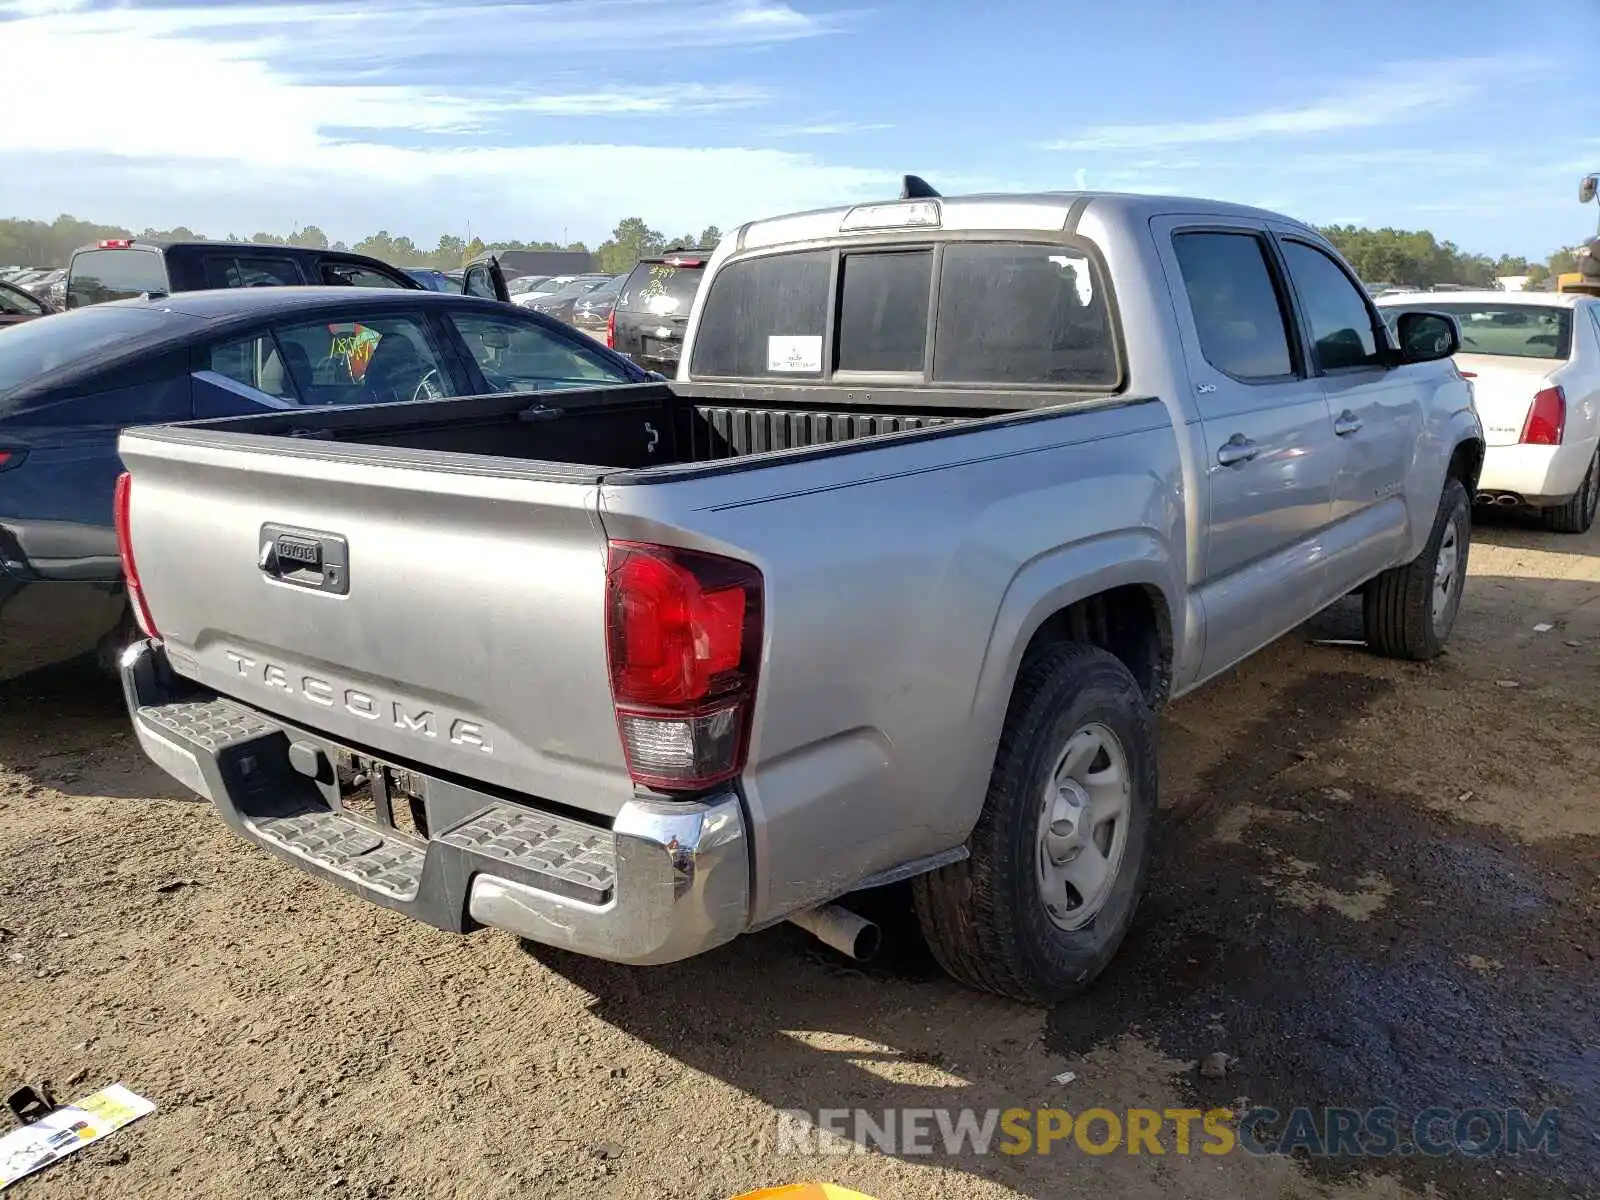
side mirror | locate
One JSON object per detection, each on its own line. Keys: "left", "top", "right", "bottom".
{"left": 1581, "top": 173, "right": 1598, "bottom": 205}
{"left": 1394, "top": 311, "right": 1460, "bottom": 364}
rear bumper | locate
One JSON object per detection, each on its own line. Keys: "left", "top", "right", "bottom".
{"left": 1477, "top": 439, "right": 1597, "bottom": 507}
{"left": 122, "top": 640, "right": 751, "bottom": 965}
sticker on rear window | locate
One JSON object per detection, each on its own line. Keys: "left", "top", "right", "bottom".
{"left": 767, "top": 335, "right": 822, "bottom": 374}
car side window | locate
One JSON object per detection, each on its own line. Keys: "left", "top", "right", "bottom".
{"left": 0, "top": 285, "right": 44, "bottom": 316}
{"left": 271, "top": 314, "right": 457, "bottom": 405}
{"left": 1171, "top": 232, "right": 1296, "bottom": 381}
{"left": 207, "top": 333, "right": 298, "bottom": 401}
{"left": 1590, "top": 304, "right": 1600, "bottom": 349}
{"left": 1280, "top": 240, "right": 1383, "bottom": 371}
{"left": 447, "top": 311, "right": 631, "bottom": 392}
{"left": 204, "top": 257, "right": 303, "bottom": 288}
{"left": 321, "top": 263, "right": 407, "bottom": 289}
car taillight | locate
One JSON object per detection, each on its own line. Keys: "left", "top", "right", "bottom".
{"left": 1521, "top": 386, "right": 1566, "bottom": 446}
{"left": 113, "top": 472, "right": 159, "bottom": 638}
{"left": 98, "top": 238, "right": 133, "bottom": 249}
{"left": 605, "top": 307, "right": 616, "bottom": 349}
{"left": 0, "top": 449, "right": 23, "bottom": 472}
{"left": 606, "top": 540, "right": 762, "bottom": 791}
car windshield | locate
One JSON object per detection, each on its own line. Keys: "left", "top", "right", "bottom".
{"left": 508, "top": 276, "right": 549, "bottom": 295}
{"left": 0, "top": 306, "right": 175, "bottom": 399}
{"left": 1382, "top": 303, "right": 1574, "bottom": 360}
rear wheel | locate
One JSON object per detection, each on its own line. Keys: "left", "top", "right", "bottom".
{"left": 1363, "top": 477, "right": 1470, "bottom": 660}
{"left": 1542, "top": 448, "right": 1599, "bottom": 535}
{"left": 912, "top": 643, "right": 1157, "bottom": 1004}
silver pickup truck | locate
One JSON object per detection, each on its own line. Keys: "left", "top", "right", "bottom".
{"left": 116, "top": 188, "right": 1483, "bottom": 1002}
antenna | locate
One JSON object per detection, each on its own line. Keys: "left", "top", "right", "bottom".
{"left": 901, "top": 174, "right": 940, "bottom": 200}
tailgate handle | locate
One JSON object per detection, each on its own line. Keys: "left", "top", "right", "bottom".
{"left": 259, "top": 524, "right": 350, "bottom": 596}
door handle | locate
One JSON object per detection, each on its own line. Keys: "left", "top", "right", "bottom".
{"left": 1334, "top": 411, "right": 1363, "bottom": 437}
{"left": 1216, "top": 435, "right": 1259, "bottom": 467}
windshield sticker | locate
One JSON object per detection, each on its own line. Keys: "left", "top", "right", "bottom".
{"left": 768, "top": 334, "right": 822, "bottom": 373}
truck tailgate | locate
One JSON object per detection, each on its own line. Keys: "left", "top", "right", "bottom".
{"left": 118, "top": 431, "right": 634, "bottom": 818}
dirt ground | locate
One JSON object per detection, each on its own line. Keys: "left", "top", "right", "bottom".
{"left": 1, "top": 511, "right": 1596, "bottom": 1200}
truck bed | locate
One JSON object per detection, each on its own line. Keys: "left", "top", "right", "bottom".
{"left": 152, "top": 383, "right": 990, "bottom": 481}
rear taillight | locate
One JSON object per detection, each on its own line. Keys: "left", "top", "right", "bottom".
{"left": 0, "top": 449, "right": 23, "bottom": 472}
{"left": 605, "top": 307, "right": 616, "bottom": 349}
{"left": 1521, "top": 386, "right": 1566, "bottom": 446}
{"left": 113, "top": 472, "right": 159, "bottom": 638}
{"left": 606, "top": 540, "right": 763, "bottom": 791}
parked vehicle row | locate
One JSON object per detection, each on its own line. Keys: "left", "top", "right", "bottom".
{"left": 0, "top": 287, "right": 646, "bottom": 680}
{"left": 109, "top": 184, "right": 1481, "bottom": 1003}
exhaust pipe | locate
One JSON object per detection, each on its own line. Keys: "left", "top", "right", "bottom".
{"left": 1475, "top": 492, "right": 1495, "bottom": 506}
{"left": 788, "top": 904, "right": 881, "bottom": 961}
{"left": 1497, "top": 494, "right": 1521, "bottom": 507}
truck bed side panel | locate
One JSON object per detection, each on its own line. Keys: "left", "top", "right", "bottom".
{"left": 595, "top": 399, "right": 1187, "bottom": 925}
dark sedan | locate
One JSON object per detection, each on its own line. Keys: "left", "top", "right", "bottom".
{"left": 0, "top": 287, "right": 650, "bottom": 679}
{"left": 0, "top": 279, "right": 52, "bottom": 328}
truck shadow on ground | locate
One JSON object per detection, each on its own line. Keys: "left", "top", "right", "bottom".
{"left": 0, "top": 654, "right": 194, "bottom": 802}
{"left": 533, "top": 658, "right": 1596, "bottom": 1200}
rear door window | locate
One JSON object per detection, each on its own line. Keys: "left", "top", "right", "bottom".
{"left": 206, "top": 333, "right": 298, "bottom": 402}
{"left": 270, "top": 314, "right": 457, "bottom": 405}
{"left": 932, "top": 244, "right": 1117, "bottom": 386}
{"left": 203, "top": 256, "right": 304, "bottom": 289}
{"left": 67, "top": 248, "right": 167, "bottom": 307}
{"left": 690, "top": 250, "right": 830, "bottom": 378}
{"left": 836, "top": 250, "right": 931, "bottom": 373}
{"left": 1171, "top": 232, "right": 1297, "bottom": 381}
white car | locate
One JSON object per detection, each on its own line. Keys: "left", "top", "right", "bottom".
{"left": 511, "top": 274, "right": 581, "bottom": 309}
{"left": 1378, "top": 291, "right": 1600, "bottom": 533}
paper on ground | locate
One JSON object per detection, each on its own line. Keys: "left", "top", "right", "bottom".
{"left": 0, "top": 1085, "right": 155, "bottom": 1190}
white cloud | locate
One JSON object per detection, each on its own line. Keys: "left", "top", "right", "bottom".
{"left": 1043, "top": 59, "right": 1542, "bottom": 152}
{"left": 766, "top": 121, "right": 895, "bottom": 137}
{"left": 0, "top": 0, "right": 888, "bottom": 241}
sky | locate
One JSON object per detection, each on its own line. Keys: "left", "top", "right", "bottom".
{"left": 2, "top": 0, "right": 1598, "bottom": 257}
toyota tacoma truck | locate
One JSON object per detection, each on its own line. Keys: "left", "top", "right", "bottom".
{"left": 115, "top": 185, "right": 1483, "bottom": 1002}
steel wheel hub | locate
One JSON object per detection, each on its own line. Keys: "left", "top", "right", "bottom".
{"left": 1036, "top": 723, "right": 1132, "bottom": 932}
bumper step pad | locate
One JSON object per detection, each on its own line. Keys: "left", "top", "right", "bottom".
{"left": 137, "top": 696, "right": 278, "bottom": 753}
{"left": 441, "top": 808, "right": 616, "bottom": 905}
{"left": 253, "top": 812, "right": 426, "bottom": 901}
{"left": 134, "top": 691, "right": 615, "bottom": 910}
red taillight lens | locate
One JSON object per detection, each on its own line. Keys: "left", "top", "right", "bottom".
{"left": 0, "top": 449, "right": 23, "bottom": 472}
{"left": 113, "top": 472, "right": 159, "bottom": 639}
{"left": 605, "top": 307, "right": 616, "bottom": 349}
{"left": 606, "top": 540, "right": 762, "bottom": 790}
{"left": 1521, "top": 386, "right": 1566, "bottom": 446}
{"left": 98, "top": 238, "right": 132, "bottom": 249}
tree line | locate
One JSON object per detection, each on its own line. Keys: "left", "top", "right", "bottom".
{"left": 0, "top": 214, "right": 723, "bottom": 277}
{"left": 0, "top": 211, "right": 1579, "bottom": 287}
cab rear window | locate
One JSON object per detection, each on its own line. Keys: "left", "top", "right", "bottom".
{"left": 690, "top": 242, "right": 1117, "bottom": 386}
{"left": 66, "top": 248, "right": 167, "bottom": 308}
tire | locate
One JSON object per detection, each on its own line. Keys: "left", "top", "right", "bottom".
{"left": 912, "top": 642, "right": 1157, "bottom": 1004}
{"left": 1542, "top": 448, "right": 1599, "bottom": 535}
{"left": 1363, "top": 477, "right": 1470, "bottom": 661}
